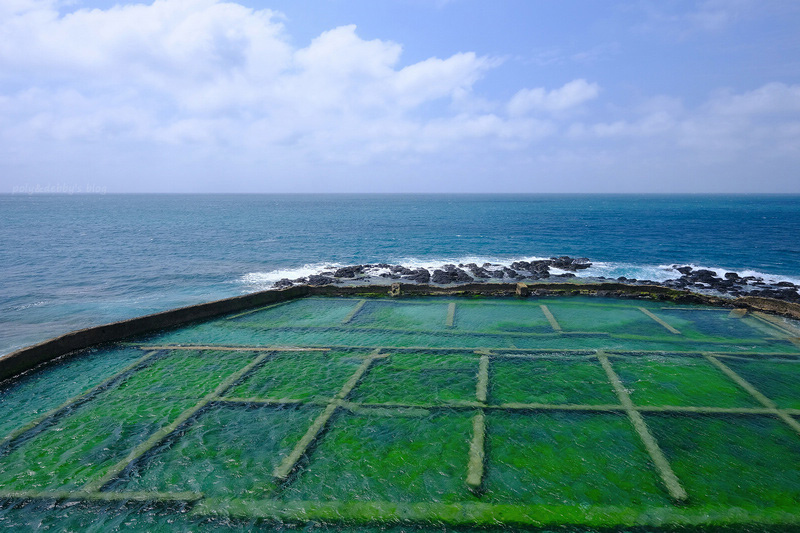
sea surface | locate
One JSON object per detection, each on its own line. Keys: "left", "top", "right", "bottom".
{"left": 2, "top": 193, "right": 800, "bottom": 356}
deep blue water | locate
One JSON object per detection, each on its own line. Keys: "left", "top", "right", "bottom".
{"left": 2, "top": 194, "right": 800, "bottom": 355}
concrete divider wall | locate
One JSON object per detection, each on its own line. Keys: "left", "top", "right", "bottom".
{"left": 2, "top": 282, "right": 799, "bottom": 383}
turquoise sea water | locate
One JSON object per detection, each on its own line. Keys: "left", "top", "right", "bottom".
{"left": 2, "top": 194, "right": 800, "bottom": 355}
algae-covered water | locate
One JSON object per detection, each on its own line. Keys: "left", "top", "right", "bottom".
{"left": 1, "top": 296, "right": 799, "bottom": 531}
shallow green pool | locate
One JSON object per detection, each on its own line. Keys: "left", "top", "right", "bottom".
{"left": 1, "top": 296, "right": 799, "bottom": 531}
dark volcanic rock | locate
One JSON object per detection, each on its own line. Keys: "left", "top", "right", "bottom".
{"left": 389, "top": 265, "right": 414, "bottom": 275}
{"left": 403, "top": 268, "right": 431, "bottom": 283}
{"left": 334, "top": 265, "right": 364, "bottom": 278}
{"left": 692, "top": 269, "right": 718, "bottom": 280}
{"left": 274, "top": 278, "right": 293, "bottom": 288}
{"left": 570, "top": 257, "right": 592, "bottom": 270}
{"left": 431, "top": 267, "right": 473, "bottom": 284}
{"left": 675, "top": 266, "right": 693, "bottom": 275}
{"left": 431, "top": 270, "right": 450, "bottom": 284}
{"left": 529, "top": 261, "right": 551, "bottom": 279}
{"left": 466, "top": 264, "right": 492, "bottom": 279}
{"left": 550, "top": 256, "right": 592, "bottom": 271}
{"left": 454, "top": 268, "right": 473, "bottom": 282}
{"left": 307, "top": 274, "right": 335, "bottom": 286}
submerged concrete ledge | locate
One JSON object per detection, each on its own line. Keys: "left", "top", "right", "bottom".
{"left": 2, "top": 281, "right": 800, "bottom": 382}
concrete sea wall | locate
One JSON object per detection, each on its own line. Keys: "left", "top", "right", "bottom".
{"left": 2, "top": 282, "right": 800, "bottom": 382}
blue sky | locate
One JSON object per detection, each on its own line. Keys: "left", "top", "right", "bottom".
{"left": 2, "top": 0, "right": 799, "bottom": 193}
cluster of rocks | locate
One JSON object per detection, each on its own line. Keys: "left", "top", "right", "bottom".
{"left": 272, "top": 256, "right": 592, "bottom": 288}
{"left": 657, "top": 266, "right": 800, "bottom": 302}
{"left": 270, "top": 258, "right": 799, "bottom": 303}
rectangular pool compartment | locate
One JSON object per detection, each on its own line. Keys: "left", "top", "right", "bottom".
{"left": 657, "top": 308, "right": 774, "bottom": 342}
{"left": 348, "top": 300, "right": 453, "bottom": 331}
{"left": 484, "top": 411, "right": 669, "bottom": 506}
{"left": 349, "top": 352, "right": 479, "bottom": 405}
{"left": 110, "top": 349, "right": 256, "bottom": 400}
{"left": 0, "top": 346, "right": 147, "bottom": 442}
{"left": 647, "top": 413, "right": 800, "bottom": 508}
{"left": 722, "top": 358, "right": 800, "bottom": 409}
{"left": 611, "top": 354, "right": 762, "bottom": 408}
{"left": 541, "top": 299, "right": 678, "bottom": 337}
{"left": 489, "top": 356, "right": 618, "bottom": 406}
{"left": 0, "top": 392, "right": 196, "bottom": 491}
{"left": 281, "top": 408, "right": 473, "bottom": 504}
{"left": 454, "top": 301, "right": 553, "bottom": 334}
{"left": 228, "top": 298, "right": 362, "bottom": 328}
{"left": 116, "top": 403, "right": 323, "bottom": 499}
{"left": 227, "top": 350, "right": 364, "bottom": 402}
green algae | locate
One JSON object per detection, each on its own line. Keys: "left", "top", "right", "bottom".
{"left": 722, "top": 358, "right": 800, "bottom": 409}
{"left": 452, "top": 301, "right": 553, "bottom": 334}
{"left": 484, "top": 411, "right": 669, "bottom": 506}
{"left": 0, "top": 393, "right": 196, "bottom": 491}
{"left": 2, "top": 294, "right": 800, "bottom": 530}
{"left": 350, "top": 353, "right": 478, "bottom": 405}
{"left": 489, "top": 357, "right": 618, "bottom": 406}
{"left": 350, "top": 301, "right": 453, "bottom": 331}
{"left": 281, "top": 410, "right": 473, "bottom": 504}
{"left": 228, "top": 351, "right": 363, "bottom": 402}
{"left": 0, "top": 346, "right": 145, "bottom": 440}
{"left": 612, "top": 354, "right": 763, "bottom": 408}
{"left": 648, "top": 413, "right": 800, "bottom": 508}
{"left": 116, "top": 404, "right": 323, "bottom": 499}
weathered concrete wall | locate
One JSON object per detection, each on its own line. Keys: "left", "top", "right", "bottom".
{"left": 0, "top": 285, "right": 309, "bottom": 382}
{"left": 2, "top": 281, "right": 799, "bottom": 383}
{"left": 734, "top": 295, "right": 800, "bottom": 319}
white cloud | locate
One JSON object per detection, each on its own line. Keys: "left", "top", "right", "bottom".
{"left": 507, "top": 79, "right": 600, "bottom": 116}
{"left": 705, "top": 83, "right": 800, "bottom": 115}
{"left": 0, "top": 0, "right": 539, "bottom": 166}
{"left": 566, "top": 83, "right": 800, "bottom": 165}
{"left": 1, "top": 0, "right": 799, "bottom": 192}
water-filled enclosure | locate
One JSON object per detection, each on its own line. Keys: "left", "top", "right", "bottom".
{"left": 1, "top": 295, "right": 799, "bottom": 531}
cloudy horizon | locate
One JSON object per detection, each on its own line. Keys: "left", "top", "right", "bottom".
{"left": 2, "top": 0, "right": 800, "bottom": 193}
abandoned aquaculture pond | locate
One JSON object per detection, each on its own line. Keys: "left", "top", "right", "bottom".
{"left": 1, "top": 290, "right": 800, "bottom": 531}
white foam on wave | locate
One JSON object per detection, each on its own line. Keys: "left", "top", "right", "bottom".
{"left": 394, "top": 255, "right": 552, "bottom": 271}
{"left": 237, "top": 256, "right": 800, "bottom": 291}
{"left": 239, "top": 262, "right": 344, "bottom": 291}
{"left": 5, "top": 300, "right": 49, "bottom": 312}
{"left": 657, "top": 263, "right": 800, "bottom": 286}
{"left": 580, "top": 262, "right": 678, "bottom": 282}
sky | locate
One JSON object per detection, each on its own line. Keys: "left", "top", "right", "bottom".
{"left": 1, "top": 0, "right": 800, "bottom": 193}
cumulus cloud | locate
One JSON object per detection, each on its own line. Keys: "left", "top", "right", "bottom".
{"left": 0, "top": 0, "right": 538, "bottom": 165}
{"left": 2, "top": 0, "right": 799, "bottom": 192}
{"left": 705, "top": 83, "right": 800, "bottom": 115}
{"left": 507, "top": 79, "right": 600, "bottom": 116}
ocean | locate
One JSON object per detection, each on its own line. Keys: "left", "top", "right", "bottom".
{"left": 2, "top": 193, "right": 800, "bottom": 356}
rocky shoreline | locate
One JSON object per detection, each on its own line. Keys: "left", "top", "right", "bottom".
{"left": 271, "top": 256, "right": 800, "bottom": 303}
